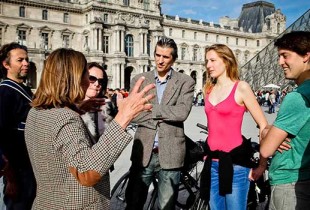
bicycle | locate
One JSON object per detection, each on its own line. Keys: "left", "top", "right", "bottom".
{"left": 247, "top": 142, "right": 271, "bottom": 210}
{"left": 110, "top": 123, "right": 208, "bottom": 210}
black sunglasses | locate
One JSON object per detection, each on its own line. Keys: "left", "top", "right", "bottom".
{"left": 89, "top": 75, "right": 104, "bottom": 85}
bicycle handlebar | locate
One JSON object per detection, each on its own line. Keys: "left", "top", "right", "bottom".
{"left": 196, "top": 123, "right": 208, "bottom": 131}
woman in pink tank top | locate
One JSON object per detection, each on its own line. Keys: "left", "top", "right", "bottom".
{"left": 200, "top": 44, "right": 268, "bottom": 210}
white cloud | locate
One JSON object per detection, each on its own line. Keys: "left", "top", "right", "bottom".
{"left": 183, "top": 9, "right": 197, "bottom": 15}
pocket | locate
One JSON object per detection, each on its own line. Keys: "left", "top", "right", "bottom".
{"left": 233, "top": 165, "right": 250, "bottom": 184}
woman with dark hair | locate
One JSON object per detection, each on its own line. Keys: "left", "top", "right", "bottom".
{"left": 82, "top": 62, "right": 114, "bottom": 139}
{"left": 81, "top": 62, "right": 116, "bottom": 200}
{"left": 24, "top": 48, "right": 154, "bottom": 209}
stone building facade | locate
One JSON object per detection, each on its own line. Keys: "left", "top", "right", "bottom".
{"left": 0, "top": 0, "right": 286, "bottom": 91}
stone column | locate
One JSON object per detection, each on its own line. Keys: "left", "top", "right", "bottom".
{"left": 140, "top": 32, "right": 143, "bottom": 54}
{"left": 120, "top": 63, "right": 125, "bottom": 88}
{"left": 143, "top": 33, "right": 147, "bottom": 54}
{"left": 120, "top": 30, "right": 125, "bottom": 52}
{"left": 98, "top": 29, "right": 102, "bottom": 51}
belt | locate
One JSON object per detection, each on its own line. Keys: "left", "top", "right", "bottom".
{"left": 152, "top": 147, "right": 159, "bottom": 154}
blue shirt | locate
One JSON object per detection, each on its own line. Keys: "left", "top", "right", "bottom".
{"left": 153, "top": 69, "right": 172, "bottom": 148}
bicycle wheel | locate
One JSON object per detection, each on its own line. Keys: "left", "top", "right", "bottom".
{"left": 111, "top": 171, "right": 130, "bottom": 210}
{"left": 176, "top": 160, "right": 204, "bottom": 209}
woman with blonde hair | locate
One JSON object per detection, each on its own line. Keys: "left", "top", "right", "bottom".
{"left": 25, "top": 48, "right": 154, "bottom": 209}
{"left": 200, "top": 44, "right": 268, "bottom": 209}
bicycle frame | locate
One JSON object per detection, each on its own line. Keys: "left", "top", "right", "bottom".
{"left": 110, "top": 123, "right": 208, "bottom": 210}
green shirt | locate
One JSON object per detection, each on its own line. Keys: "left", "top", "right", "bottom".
{"left": 269, "top": 80, "right": 310, "bottom": 185}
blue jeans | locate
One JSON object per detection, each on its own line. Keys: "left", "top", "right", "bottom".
{"left": 209, "top": 161, "right": 250, "bottom": 210}
{"left": 125, "top": 153, "right": 181, "bottom": 210}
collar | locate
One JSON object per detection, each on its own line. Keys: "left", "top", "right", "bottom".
{"left": 154, "top": 68, "right": 172, "bottom": 82}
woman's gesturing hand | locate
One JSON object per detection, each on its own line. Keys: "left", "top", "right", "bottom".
{"left": 115, "top": 76, "right": 155, "bottom": 129}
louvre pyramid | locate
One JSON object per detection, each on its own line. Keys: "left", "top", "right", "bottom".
{"left": 240, "top": 9, "right": 310, "bottom": 90}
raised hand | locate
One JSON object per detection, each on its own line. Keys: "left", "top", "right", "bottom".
{"left": 115, "top": 76, "right": 155, "bottom": 129}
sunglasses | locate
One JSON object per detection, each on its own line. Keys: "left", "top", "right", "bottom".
{"left": 89, "top": 75, "right": 104, "bottom": 85}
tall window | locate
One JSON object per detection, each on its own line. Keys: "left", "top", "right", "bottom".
{"left": 144, "top": 0, "right": 150, "bottom": 10}
{"left": 226, "top": 37, "right": 229, "bottom": 44}
{"left": 103, "top": 14, "right": 108, "bottom": 23}
{"left": 256, "top": 40, "right": 260, "bottom": 47}
{"left": 85, "top": 14, "right": 88, "bottom": 23}
{"left": 169, "top": 28, "right": 172, "bottom": 36}
{"left": 18, "top": 30, "right": 26, "bottom": 45}
{"left": 245, "top": 39, "right": 248, "bottom": 46}
{"left": 19, "top": 6, "right": 25, "bottom": 17}
{"left": 123, "top": 0, "right": 129, "bottom": 6}
{"left": 63, "top": 13, "right": 69, "bottom": 23}
{"left": 194, "top": 32, "right": 197, "bottom": 40}
{"left": 125, "top": 35, "right": 134, "bottom": 57}
{"left": 216, "top": 35, "right": 219, "bottom": 42}
{"left": 42, "top": 10, "right": 48, "bottom": 20}
{"left": 63, "top": 35, "right": 69, "bottom": 48}
{"left": 181, "top": 47, "right": 186, "bottom": 60}
{"left": 193, "top": 48, "right": 198, "bottom": 61}
{"left": 84, "top": 36, "right": 89, "bottom": 49}
{"left": 205, "top": 33, "right": 208, "bottom": 41}
{"left": 236, "top": 38, "right": 239, "bottom": 45}
{"left": 182, "top": 30, "right": 185, "bottom": 38}
{"left": 102, "top": 36, "right": 109, "bottom": 53}
{"left": 41, "top": 33, "right": 49, "bottom": 49}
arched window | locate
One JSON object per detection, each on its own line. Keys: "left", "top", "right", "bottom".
{"left": 169, "top": 28, "right": 172, "bottom": 36}
{"left": 125, "top": 35, "right": 134, "bottom": 57}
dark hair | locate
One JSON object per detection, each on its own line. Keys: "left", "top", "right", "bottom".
{"left": 274, "top": 31, "right": 310, "bottom": 56}
{"left": 0, "top": 42, "right": 28, "bottom": 78}
{"left": 154, "top": 37, "right": 178, "bottom": 61}
{"left": 87, "top": 62, "right": 108, "bottom": 97}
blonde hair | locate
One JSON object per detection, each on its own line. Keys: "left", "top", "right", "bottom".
{"left": 32, "top": 48, "right": 87, "bottom": 109}
{"left": 204, "top": 44, "right": 239, "bottom": 94}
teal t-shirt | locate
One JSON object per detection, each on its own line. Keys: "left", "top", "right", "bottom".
{"left": 269, "top": 80, "right": 310, "bottom": 185}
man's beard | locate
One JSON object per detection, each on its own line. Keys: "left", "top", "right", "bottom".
{"left": 17, "top": 72, "right": 27, "bottom": 80}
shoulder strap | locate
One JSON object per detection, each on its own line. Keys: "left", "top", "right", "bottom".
{"left": 0, "top": 80, "right": 32, "bottom": 102}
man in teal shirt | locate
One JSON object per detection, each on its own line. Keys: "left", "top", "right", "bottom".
{"left": 261, "top": 31, "right": 310, "bottom": 210}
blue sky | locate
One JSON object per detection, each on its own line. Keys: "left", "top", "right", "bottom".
{"left": 161, "top": 0, "right": 309, "bottom": 27}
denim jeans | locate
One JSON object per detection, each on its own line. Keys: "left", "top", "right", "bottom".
{"left": 209, "top": 161, "right": 250, "bottom": 210}
{"left": 125, "top": 153, "right": 181, "bottom": 210}
{"left": 269, "top": 179, "right": 310, "bottom": 210}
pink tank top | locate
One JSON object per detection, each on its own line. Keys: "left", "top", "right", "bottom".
{"left": 204, "top": 82, "right": 246, "bottom": 152}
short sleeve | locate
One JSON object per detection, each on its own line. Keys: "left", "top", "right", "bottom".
{"left": 274, "top": 92, "right": 309, "bottom": 136}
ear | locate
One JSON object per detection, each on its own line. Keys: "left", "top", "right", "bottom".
{"left": 2, "top": 60, "right": 9, "bottom": 70}
{"left": 303, "top": 52, "right": 310, "bottom": 63}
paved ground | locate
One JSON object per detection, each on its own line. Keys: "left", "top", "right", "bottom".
{"left": 110, "top": 104, "right": 278, "bottom": 190}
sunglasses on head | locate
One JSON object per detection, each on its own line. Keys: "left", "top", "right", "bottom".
{"left": 89, "top": 75, "right": 104, "bottom": 85}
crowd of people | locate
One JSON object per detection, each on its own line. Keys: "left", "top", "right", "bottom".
{"left": 0, "top": 31, "right": 309, "bottom": 210}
